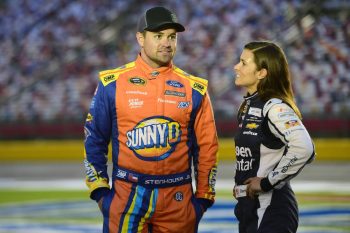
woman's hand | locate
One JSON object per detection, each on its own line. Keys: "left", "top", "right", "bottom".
{"left": 244, "top": 177, "right": 263, "bottom": 198}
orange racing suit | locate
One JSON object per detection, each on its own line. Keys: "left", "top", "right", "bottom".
{"left": 84, "top": 55, "right": 218, "bottom": 233}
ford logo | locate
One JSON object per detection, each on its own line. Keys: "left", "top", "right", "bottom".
{"left": 166, "top": 80, "right": 184, "bottom": 88}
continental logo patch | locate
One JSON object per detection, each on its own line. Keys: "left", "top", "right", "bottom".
{"left": 126, "top": 116, "right": 181, "bottom": 161}
{"left": 129, "top": 77, "right": 146, "bottom": 86}
{"left": 246, "top": 123, "right": 259, "bottom": 129}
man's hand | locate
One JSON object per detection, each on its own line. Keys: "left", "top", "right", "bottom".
{"left": 244, "top": 177, "right": 263, "bottom": 199}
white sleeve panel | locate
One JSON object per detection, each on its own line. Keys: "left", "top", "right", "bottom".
{"left": 257, "top": 144, "right": 285, "bottom": 178}
{"left": 266, "top": 103, "right": 315, "bottom": 187}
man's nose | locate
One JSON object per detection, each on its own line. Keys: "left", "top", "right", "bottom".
{"left": 162, "top": 38, "right": 171, "bottom": 46}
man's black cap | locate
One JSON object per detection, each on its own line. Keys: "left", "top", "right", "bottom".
{"left": 137, "top": 6, "right": 185, "bottom": 32}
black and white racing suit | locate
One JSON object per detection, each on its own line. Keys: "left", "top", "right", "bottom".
{"left": 234, "top": 92, "right": 315, "bottom": 233}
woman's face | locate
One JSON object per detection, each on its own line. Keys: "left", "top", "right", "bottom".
{"left": 233, "top": 49, "right": 260, "bottom": 94}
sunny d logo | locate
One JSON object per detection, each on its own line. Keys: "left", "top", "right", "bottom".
{"left": 126, "top": 116, "right": 181, "bottom": 161}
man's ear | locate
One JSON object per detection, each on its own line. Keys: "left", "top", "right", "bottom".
{"left": 136, "top": 32, "right": 144, "bottom": 47}
{"left": 257, "top": 68, "right": 267, "bottom": 80}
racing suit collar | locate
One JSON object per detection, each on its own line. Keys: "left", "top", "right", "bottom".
{"left": 244, "top": 91, "right": 259, "bottom": 100}
{"left": 136, "top": 54, "right": 173, "bottom": 78}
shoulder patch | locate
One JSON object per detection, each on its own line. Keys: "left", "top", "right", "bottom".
{"left": 99, "top": 62, "right": 136, "bottom": 86}
{"left": 191, "top": 81, "right": 207, "bottom": 95}
{"left": 263, "top": 98, "right": 282, "bottom": 116}
{"left": 100, "top": 73, "right": 116, "bottom": 86}
{"left": 173, "top": 66, "right": 208, "bottom": 95}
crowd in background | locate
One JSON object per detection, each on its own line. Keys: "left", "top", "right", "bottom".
{"left": 0, "top": 0, "right": 349, "bottom": 124}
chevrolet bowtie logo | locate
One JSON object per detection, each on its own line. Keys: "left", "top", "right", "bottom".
{"left": 246, "top": 123, "right": 259, "bottom": 129}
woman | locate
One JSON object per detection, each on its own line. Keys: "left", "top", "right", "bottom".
{"left": 232, "top": 41, "right": 315, "bottom": 233}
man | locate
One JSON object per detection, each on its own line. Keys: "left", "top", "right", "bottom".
{"left": 84, "top": 6, "right": 218, "bottom": 233}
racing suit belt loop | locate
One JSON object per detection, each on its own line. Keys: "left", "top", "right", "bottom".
{"left": 114, "top": 167, "right": 192, "bottom": 188}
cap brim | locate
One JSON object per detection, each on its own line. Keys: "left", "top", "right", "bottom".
{"left": 145, "top": 22, "right": 185, "bottom": 32}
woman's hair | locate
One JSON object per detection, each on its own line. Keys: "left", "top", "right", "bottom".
{"left": 244, "top": 41, "right": 301, "bottom": 118}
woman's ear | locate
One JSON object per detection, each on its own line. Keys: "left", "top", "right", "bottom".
{"left": 257, "top": 68, "right": 267, "bottom": 80}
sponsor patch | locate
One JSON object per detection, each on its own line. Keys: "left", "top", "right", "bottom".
{"left": 236, "top": 146, "right": 252, "bottom": 157}
{"left": 243, "top": 131, "right": 257, "bottom": 136}
{"left": 277, "top": 107, "right": 294, "bottom": 113}
{"left": 128, "top": 173, "right": 139, "bottom": 182}
{"left": 246, "top": 118, "right": 262, "bottom": 123}
{"left": 126, "top": 116, "right": 182, "bottom": 161}
{"left": 85, "top": 113, "right": 93, "bottom": 124}
{"left": 209, "top": 166, "right": 217, "bottom": 192}
{"left": 245, "top": 123, "right": 259, "bottom": 129}
{"left": 242, "top": 104, "right": 248, "bottom": 114}
{"left": 178, "top": 101, "right": 190, "bottom": 108}
{"left": 129, "top": 77, "right": 146, "bottom": 86}
{"left": 158, "top": 98, "right": 176, "bottom": 104}
{"left": 150, "top": 71, "right": 160, "bottom": 77}
{"left": 248, "top": 107, "right": 262, "bottom": 117}
{"left": 128, "top": 98, "right": 144, "bottom": 109}
{"left": 84, "top": 159, "right": 97, "bottom": 182}
{"left": 272, "top": 171, "right": 279, "bottom": 177}
{"left": 174, "top": 192, "right": 184, "bottom": 201}
{"left": 166, "top": 80, "right": 184, "bottom": 88}
{"left": 281, "top": 156, "right": 298, "bottom": 173}
{"left": 101, "top": 74, "right": 116, "bottom": 86}
{"left": 126, "top": 90, "right": 147, "bottom": 95}
{"left": 284, "top": 120, "right": 300, "bottom": 129}
{"left": 116, "top": 169, "right": 127, "bottom": 179}
{"left": 164, "top": 90, "right": 186, "bottom": 97}
{"left": 236, "top": 158, "right": 253, "bottom": 171}
{"left": 278, "top": 112, "right": 295, "bottom": 119}
{"left": 103, "top": 74, "right": 115, "bottom": 83}
{"left": 193, "top": 82, "right": 204, "bottom": 92}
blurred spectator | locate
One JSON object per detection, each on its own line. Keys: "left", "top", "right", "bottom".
{"left": 0, "top": 0, "right": 349, "bottom": 125}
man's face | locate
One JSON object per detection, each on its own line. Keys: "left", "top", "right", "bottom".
{"left": 137, "top": 28, "right": 177, "bottom": 68}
